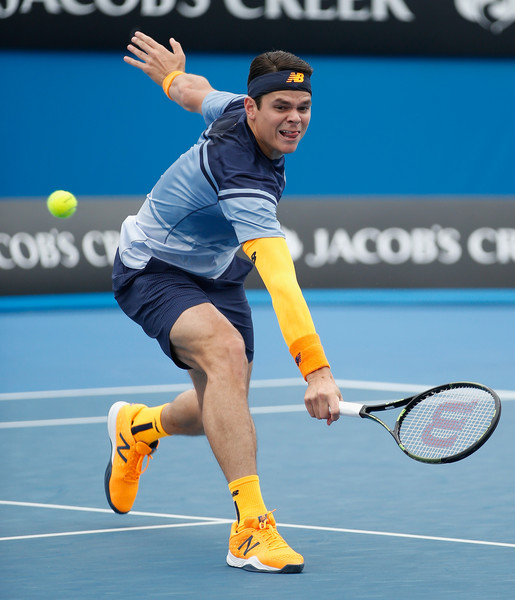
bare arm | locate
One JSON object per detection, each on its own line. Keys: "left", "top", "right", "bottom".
{"left": 124, "top": 31, "right": 215, "bottom": 114}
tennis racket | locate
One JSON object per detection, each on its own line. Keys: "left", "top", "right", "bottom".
{"left": 339, "top": 382, "right": 501, "bottom": 464}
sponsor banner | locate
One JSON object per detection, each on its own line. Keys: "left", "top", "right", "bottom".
{"left": 0, "top": 198, "right": 142, "bottom": 296}
{"left": 272, "top": 198, "right": 515, "bottom": 288}
{"left": 0, "top": 0, "right": 514, "bottom": 55}
{"left": 0, "top": 196, "right": 514, "bottom": 296}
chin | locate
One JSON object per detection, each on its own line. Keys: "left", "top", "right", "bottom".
{"left": 282, "top": 144, "right": 300, "bottom": 155}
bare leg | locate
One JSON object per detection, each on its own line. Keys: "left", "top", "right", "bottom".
{"left": 189, "top": 364, "right": 255, "bottom": 481}
{"left": 168, "top": 303, "right": 257, "bottom": 482}
{"left": 160, "top": 389, "right": 204, "bottom": 436}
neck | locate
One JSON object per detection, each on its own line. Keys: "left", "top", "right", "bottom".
{"left": 246, "top": 118, "right": 283, "bottom": 161}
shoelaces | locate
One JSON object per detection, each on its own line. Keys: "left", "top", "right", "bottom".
{"left": 123, "top": 441, "right": 154, "bottom": 482}
{"left": 256, "top": 512, "right": 289, "bottom": 550}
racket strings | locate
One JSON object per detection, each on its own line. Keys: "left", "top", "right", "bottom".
{"left": 398, "top": 386, "right": 497, "bottom": 460}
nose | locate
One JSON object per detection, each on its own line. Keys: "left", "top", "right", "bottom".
{"left": 286, "top": 109, "right": 302, "bottom": 124}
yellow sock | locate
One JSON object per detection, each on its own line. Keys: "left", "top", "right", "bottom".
{"left": 131, "top": 404, "right": 170, "bottom": 445}
{"left": 228, "top": 475, "right": 267, "bottom": 524}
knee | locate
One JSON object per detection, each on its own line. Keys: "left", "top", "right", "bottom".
{"left": 195, "top": 328, "right": 248, "bottom": 384}
{"left": 217, "top": 331, "right": 248, "bottom": 371}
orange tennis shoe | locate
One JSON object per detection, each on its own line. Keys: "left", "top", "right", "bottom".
{"left": 104, "top": 401, "right": 158, "bottom": 514}
{"left": 226, "top": 511, "right": 304, "bottom": 573}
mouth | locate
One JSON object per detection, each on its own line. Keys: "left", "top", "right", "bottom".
{"left": 279, "top": 129, "right": 301, "bottom": 141}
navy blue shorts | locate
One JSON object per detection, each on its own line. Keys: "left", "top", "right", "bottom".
{"left": 112, "top": 251, "right": 254, "bottom": 369}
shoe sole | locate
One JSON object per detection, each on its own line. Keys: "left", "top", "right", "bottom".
{"left": 104, "top": 401, "right": 129, "bottom": 514}
{"left": 226, "top": 551, "right": 304, "bottom": 574}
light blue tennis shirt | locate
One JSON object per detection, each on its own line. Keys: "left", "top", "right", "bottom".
{"left": 118, "top": 91, "right": 286, "bottom": 278}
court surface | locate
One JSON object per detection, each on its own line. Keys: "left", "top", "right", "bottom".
{"left": 1, "top": 296, "right": 514, "bottom": 599}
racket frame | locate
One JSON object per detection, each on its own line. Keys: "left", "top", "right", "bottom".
{"left": 339, "top": 382, "right": 501, "bottom": 464}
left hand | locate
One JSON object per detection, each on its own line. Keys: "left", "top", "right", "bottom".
{"left": 304, "top": 367, "right": 343, "bottom": 426}
{"left": 124, "top": 31, "right": 186, "bottom": 86}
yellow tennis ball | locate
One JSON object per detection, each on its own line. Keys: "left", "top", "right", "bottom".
{"left": 47, "top": 190, "right": 77, "bottom": 219}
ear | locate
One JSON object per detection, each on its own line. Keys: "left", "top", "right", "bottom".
{"left": 244, "top": 96, "right": 257, "bottom": 120}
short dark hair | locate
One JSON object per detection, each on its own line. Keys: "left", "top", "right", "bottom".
{"left": 247, "top": 50, "right": 313, "bottom": 107}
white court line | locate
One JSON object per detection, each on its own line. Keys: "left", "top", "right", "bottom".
{"left": 279, "top": 523, "right": 515, "bottom": 549}
{"left": 0, "top": 500, "right": 231, "bottom": 522}
{"left": 0, "top": 405, "right": 307, "bottom": 429}
{"left": 1, "top": 377, "right": 513, "bottom": 429}
{"left": 0, "top": 500, "right": 513, "bottom": 549}
{"left": 1, "top": 378, "right": 514, "bottom": 402}
{"left": 0, "top": 383, "right": 194, "bottom": 402}
{"left": 0, "top": 378, "right": 430, "bottom": 402}
{"left": 0, "top": 521, "right": 226, "bottom": 542}
{"left": 0, "top": 417, "right": 108, "bottom": 429}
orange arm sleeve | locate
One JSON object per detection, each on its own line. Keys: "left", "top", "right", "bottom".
{"left": 242, "top": 237, "right": 330, "bottom": 379}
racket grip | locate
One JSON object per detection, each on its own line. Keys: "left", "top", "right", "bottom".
{"left": 338, "top": 401, "right": 364, "bottom": 418}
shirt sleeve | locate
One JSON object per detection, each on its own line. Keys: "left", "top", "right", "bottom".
{"left": 218, "top": 185, "right": 285, "bottom": 243}
{"left": 202, "top": 91, "right": 246, "bottom": 126}
{"left": 242, "top": 237, "right": 330, "bottom": 379}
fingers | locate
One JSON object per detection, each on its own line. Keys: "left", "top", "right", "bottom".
{"left": 327, "top": 394, "right": 341, "bottom": 425}
{"left": 131, "top": 31, "right": 160, "bottom": 53}
{"left": 124, "top": 31, "right": 167, "bottom": 65}
{"left": 127, "top": 31, "right": 182, "bottom": 59}
{"left": 123, "top": 55, "right": 144, "bottom": 70}
{"left": 305, "top": 392, "right": 341, "bottom": 425}
{"left": 304, "top": 371, "right": 343, "bottom": 426}
{"left": 124, "top": 35, "right": 151, "bottom": 71}
{"left": 126, "top": 43, "right": 148, "bottom": 62}
{"left": 124, "top": 31, "right": 186, "bottom": 84}
{"left": 169, "top": 37, "right": 185, "bottom": 58}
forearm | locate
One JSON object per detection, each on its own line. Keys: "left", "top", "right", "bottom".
{"left": 244, "top": 239, "right": 314, "bottom": 346}
{"left": 163, "top": 72, "right": 215, "bottom": 113}
{"left": 242, "top": 237, "right": 330, "bottom": 379}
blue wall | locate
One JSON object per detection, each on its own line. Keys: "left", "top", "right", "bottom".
{"left": 1, "top": 51, "right": 514, "bottom": 197}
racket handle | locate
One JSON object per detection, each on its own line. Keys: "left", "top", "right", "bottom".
{"left": 338, "top": 401, "right": 364, "bottom": 418}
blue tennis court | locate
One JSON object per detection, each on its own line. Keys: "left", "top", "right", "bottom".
{"left": 1, "top": 296, "right": 514, "bottom": 598}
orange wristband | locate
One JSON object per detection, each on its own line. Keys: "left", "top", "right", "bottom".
{"left": 162, "top": 70, "right": 185, "bottom": 99}
{"left": 289, "top": 333, "right": 330, "bottom": 380}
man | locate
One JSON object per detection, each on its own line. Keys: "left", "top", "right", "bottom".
{"left": 106, "top": 31, "right": 343, "bottom": 574}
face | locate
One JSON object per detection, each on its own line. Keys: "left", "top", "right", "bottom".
{"left": 245, "top": 90, "right": 312, "bottom": 160}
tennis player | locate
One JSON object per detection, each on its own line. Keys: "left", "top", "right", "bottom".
{"left": 106, "top": 31, "right": 343, "bottom": 574}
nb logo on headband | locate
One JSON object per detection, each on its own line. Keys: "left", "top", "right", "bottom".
{"left": 286, "top": 72, "right": 305, "bottom": 83}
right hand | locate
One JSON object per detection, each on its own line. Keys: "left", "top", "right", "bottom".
{"left": 304, "top": 366, "right": 343, "bottom": 426}
{"left": 124, "top": 31, "right": 186, "bottom": 86}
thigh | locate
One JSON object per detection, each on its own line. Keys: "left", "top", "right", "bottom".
{"left": 170, "top": 302, "right": 248, "bottom": 372}
{"left": 207, "top": 256, "right": 254, "bottom": 365}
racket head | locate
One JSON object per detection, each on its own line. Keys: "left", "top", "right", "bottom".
{"left": 394, "top": 382, "right": 501, "bottom": 464}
